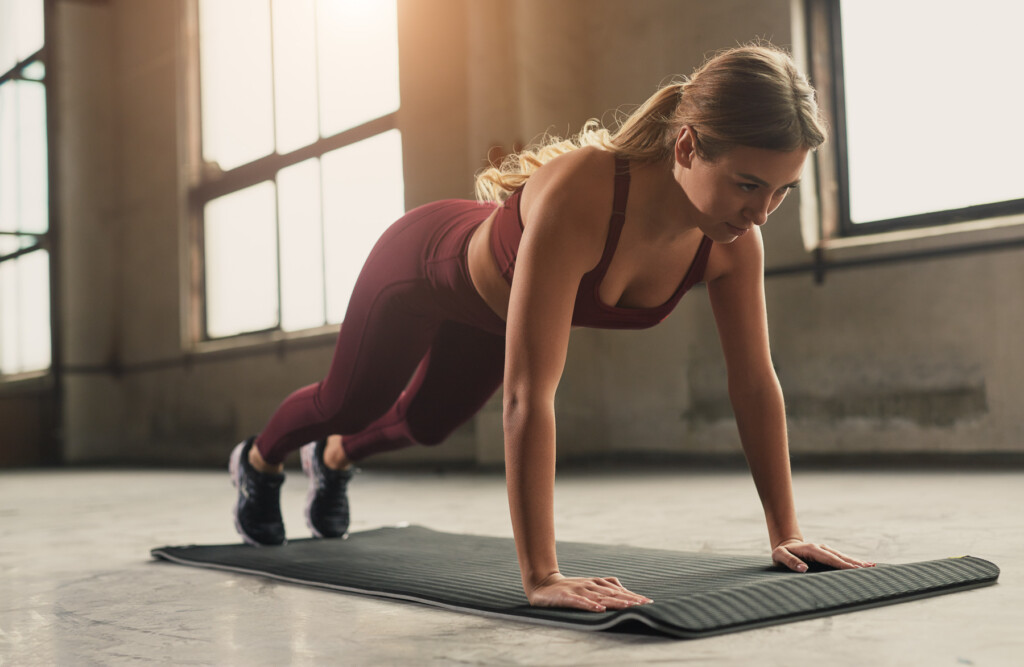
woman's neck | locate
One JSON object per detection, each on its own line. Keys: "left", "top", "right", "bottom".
{"left": 628, "top": 159, "right": 701, "bottom": 241}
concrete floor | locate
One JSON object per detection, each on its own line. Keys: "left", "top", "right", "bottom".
{"left": 1, "top": 465, "right": 1022, "bottom": 666}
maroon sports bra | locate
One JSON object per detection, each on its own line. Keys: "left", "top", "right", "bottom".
{"left": 489, "top": 157, "right": 713, "bottom": 330}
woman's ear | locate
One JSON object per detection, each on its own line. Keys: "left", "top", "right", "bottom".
{"left": 674, "top": 125, "right": 697, "bottom": 168}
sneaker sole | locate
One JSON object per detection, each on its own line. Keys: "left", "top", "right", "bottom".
{"left": 229, "top": 440, "right": 285, "bottom": 547}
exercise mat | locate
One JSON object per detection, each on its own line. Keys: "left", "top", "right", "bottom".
{"left": 151, "top": 525, "right": 998, "bottom": 638}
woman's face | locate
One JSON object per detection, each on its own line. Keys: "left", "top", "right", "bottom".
{"left": 674, "top": 128, "right": 809, "bottom": 243}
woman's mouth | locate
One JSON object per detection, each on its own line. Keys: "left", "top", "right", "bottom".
{"left": 725, "top": 223, "right": 749, "bottom": 236}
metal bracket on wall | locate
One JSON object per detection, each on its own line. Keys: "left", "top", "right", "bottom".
{"left": 0, "top": 232, "right": 47, "bottom": 265}
{"left": 0, "top": 48, "right": 44, "bottom": 85}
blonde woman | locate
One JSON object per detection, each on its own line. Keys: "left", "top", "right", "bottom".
{"left": 229, "top": 43, "right": 875, "bottom": 612}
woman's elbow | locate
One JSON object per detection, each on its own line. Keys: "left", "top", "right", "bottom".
{"left": 727, "top": 369, "right": 782, "bottom": 401}
{"left": 502, "top": 383, "right": 554, "bottom": 430}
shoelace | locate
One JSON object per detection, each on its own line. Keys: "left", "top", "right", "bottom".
{"left": 245, "top": 473, "right": 284, "bottom": 523}
{"left": 314, "top": 467, "right": 351, "bottom": 521}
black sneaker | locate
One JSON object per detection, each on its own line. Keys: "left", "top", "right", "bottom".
{"left": 229, "top": 437, "right": 286, "bottom": 546}
{"left": 301, "top": 440, "right": 353, "bottom": 539}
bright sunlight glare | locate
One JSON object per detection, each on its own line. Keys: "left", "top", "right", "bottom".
{"left": 841, "top": 0, "right": 1024, "bottom": 223}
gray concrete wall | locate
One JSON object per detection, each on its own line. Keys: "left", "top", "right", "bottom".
{"left": 15, "top": 0, "right": 1020, "bottom": 467}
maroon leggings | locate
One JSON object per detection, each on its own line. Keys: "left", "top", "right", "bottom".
{"left": 255, "top": 200, "right": 508, "bottom": 464}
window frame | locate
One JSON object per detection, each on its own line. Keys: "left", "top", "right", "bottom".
{"left": 0, "top": 0, "right": 62, "bottom": 468}
{"left": 184, "top": 0, "right": 402, "bottom": 345}
{"left": 809, "top": 0, "right": 1024, "bottom": 238}
{"left": 0, "top": 35, "right": 56, "bottom": 385}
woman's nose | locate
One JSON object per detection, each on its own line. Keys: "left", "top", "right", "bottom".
{"left": 745, "top": 198, "right": 771, "bottom": 226}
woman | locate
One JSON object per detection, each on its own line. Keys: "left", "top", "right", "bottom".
{"left": 229, "top": 43, "right": 875, "bottom": 613}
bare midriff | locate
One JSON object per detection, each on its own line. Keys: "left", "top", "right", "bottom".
{"left": 467, "top": 207, "right": 513, "bottom": 322}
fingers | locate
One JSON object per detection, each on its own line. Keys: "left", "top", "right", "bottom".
{"left": 801, "top": 543, "right": 874, "bottom": 570}
{"left": 563, "top": 592, "right": 610, "bottom": 613}
{"left": 773, "top": 545, "right": 809, "bottom": 573}
{"left": 532, "top": 576, "right": 653, "bottom": 613}
{"left": 589, "top": 577, "right": 653, "bottom": 607}
{"left": 575, "top": 579, "right": 650, "bottom": 611}
{"left": 806, "top": 544, "right": 858, "bottom": 570}
{"left": 819, "top": 544, "right": 876, "bottom": 569}
{"left": 777, "top": 542, "right": 877, "bottom": 572}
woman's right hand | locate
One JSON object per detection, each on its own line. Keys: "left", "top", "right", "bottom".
{"left": 526, "top": 572, "right": 653, "bottom": 612}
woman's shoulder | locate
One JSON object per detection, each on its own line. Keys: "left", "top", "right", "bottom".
{"left": 521, "top": 147, "right": 617, "bottom": 224}
{"left": 537, "top": 145, "right": 616, "bottom": 185}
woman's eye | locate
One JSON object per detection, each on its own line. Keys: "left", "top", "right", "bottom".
{"left": 739, "top": 183, "right": 758, "bottom": 192}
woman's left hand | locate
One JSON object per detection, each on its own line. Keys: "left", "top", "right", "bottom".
{"left": 772, "top": 539, "right": 876, "bottom": 572}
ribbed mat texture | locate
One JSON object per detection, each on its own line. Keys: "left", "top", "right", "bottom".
{"left": 152, "top": 525, "right": 998, "bottom": 638}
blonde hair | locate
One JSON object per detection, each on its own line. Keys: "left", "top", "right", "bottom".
{"left": 475, "top": 43, "right": 827, "bottom": 202}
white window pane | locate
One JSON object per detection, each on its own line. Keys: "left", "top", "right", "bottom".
{"left": 18, "top": 81, "right": 48, "bottom": 234}
{"left": 21, "top": 60, "right": 44, "bottom": 81}
{"left": 271, "top": 0, "right": 320, "bottom": 154}
{"left": 0, "top": 247, "right": 49, "bottom": 374}
{"left": 15, "top": 249, "right": 50, "bottom": 371}
{"left": 0, "top": 83, "right": 18, "bottom": 233}
{"left": 278, "top": 158, "right": 325, "bottom": 331}
{"left": 0, "top": 0, "right": 43, "bottom": 73}
{"left": 842, "top": 0, "right": 1024, "bottom": 223}
{"left": 0, "top": 5, "right": 14, "bottom": 73}
{"left": 322, "top": 130, "right": 404, "bottom": 322}
{"left": 317, "top": 0, "right": 400, "bottom": 137}
{"left": 199, "top": 0, "right": 275, "bottom": 171}
{"left": 0, "top": 251, "right": 18, "bottom": 372}
{"left": 204, "top": 182, "right": 279, "bottom": 337}
{"left": 18, "top": 0, "right": 44, "bottom": 62}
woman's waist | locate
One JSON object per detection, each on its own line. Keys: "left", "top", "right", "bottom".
{"left": 406, "top": 199, "right": 496, "bottom": 261}
{"left": 467, "top": 207, "right": 512, "bottom": 323}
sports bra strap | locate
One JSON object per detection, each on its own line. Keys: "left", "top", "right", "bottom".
{"left": 611, "top": 157, "right": 630, "bottom": 215}
{"left": 594, "top": 157, "right": 631, "bottom": 269}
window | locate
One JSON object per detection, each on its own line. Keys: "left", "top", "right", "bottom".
{"left": 817, "top": 0, "right": 1024, "bottom": 234}
{"left": 194, "top": 0, "right": 404, "bottom": 340}
{"left": 0, "top": 0, "right": 51, "bottom": 377}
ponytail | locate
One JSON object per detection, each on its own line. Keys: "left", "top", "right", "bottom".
{"left": 475, "top": 43, "right": 826, "bottom": 202}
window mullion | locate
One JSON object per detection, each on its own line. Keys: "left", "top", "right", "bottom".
{"left": 195, "top": 0, "right": 402, "bottom": 340}
{"left": 190, "top": 112, "right": 398, "bottom": 207}
{"left": 0, "top": 242, "right": 42, "bottom": 265}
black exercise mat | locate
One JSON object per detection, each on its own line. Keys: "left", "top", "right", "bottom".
{"left": 152, "top": 525, "right": 998, "bottom": 638}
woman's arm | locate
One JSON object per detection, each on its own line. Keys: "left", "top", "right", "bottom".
{"left": 707, "top": 228, "right": 874, "bottom": 571}
{"left": 504, "top": 149, "right": 653, "bottom": 610}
